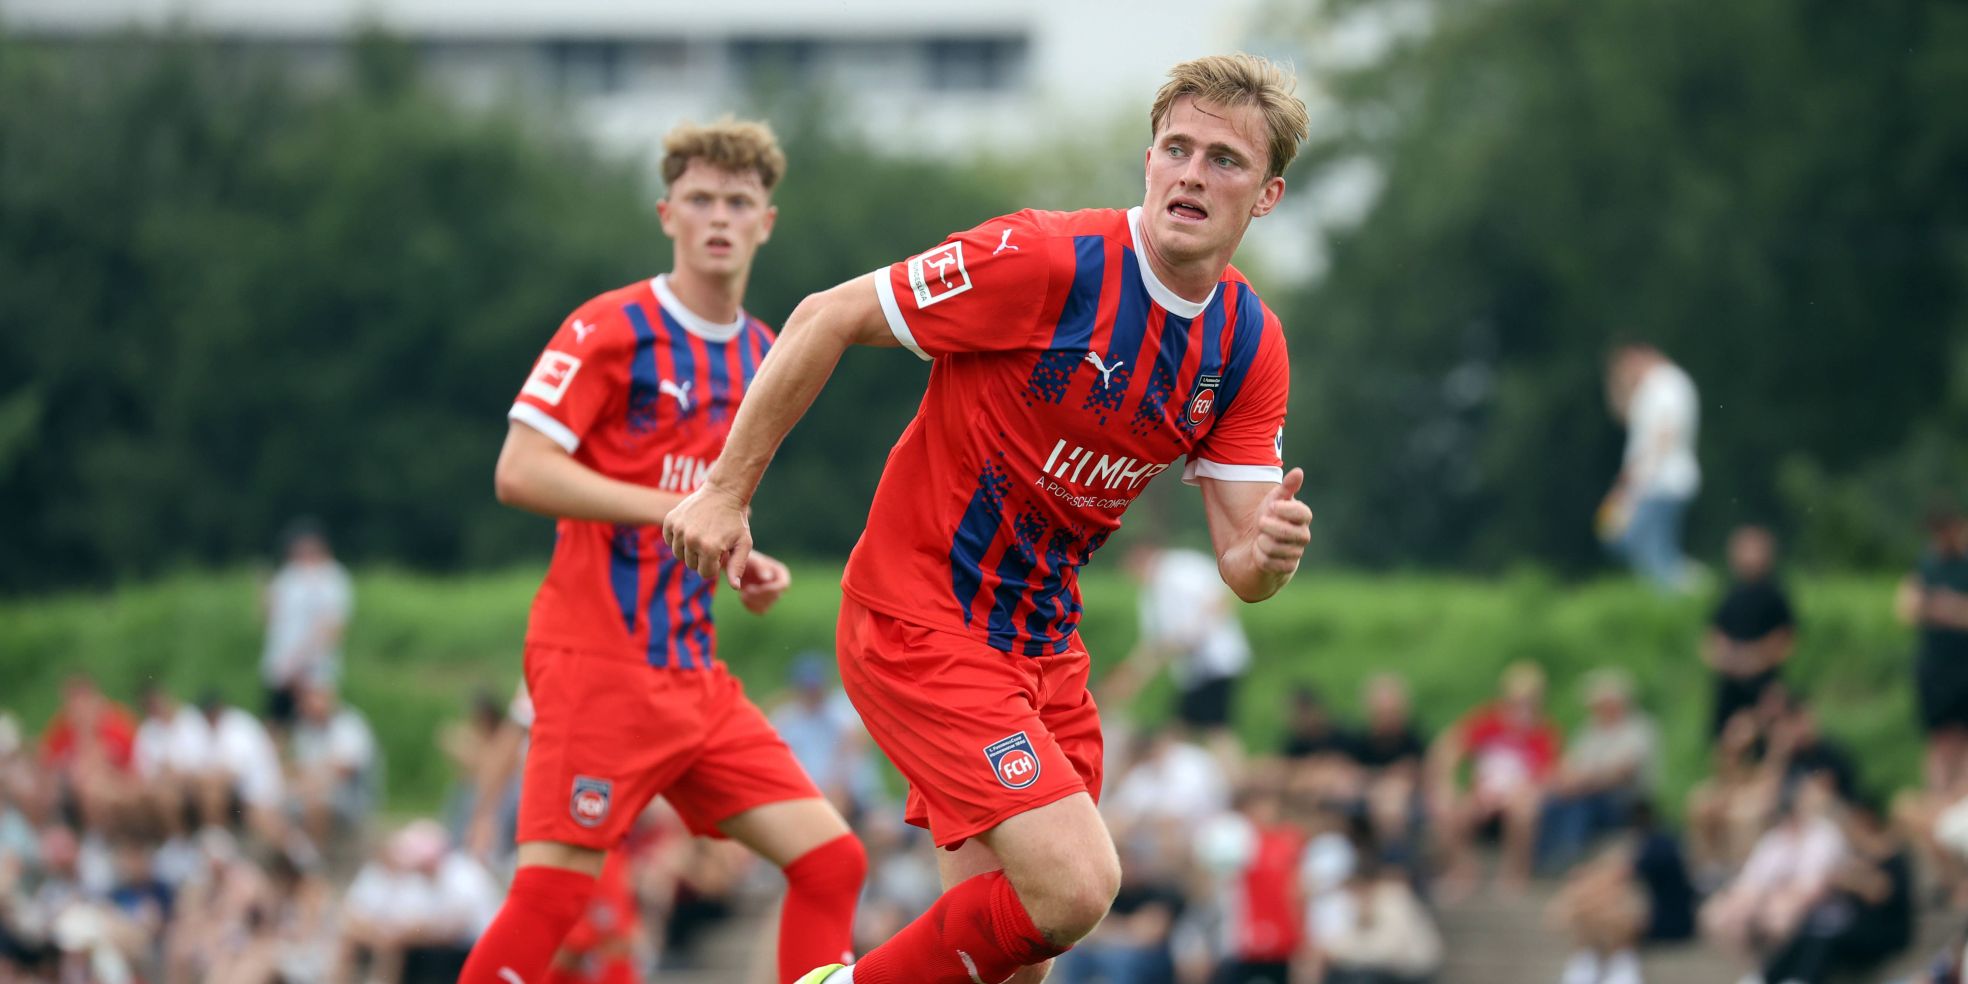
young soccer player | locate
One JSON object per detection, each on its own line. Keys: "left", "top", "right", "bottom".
{"left": 458, "top": 119, "right": 865, "bottom": 984}
{"left": 666, "top": 56, "right": 1314, "bottom": 984}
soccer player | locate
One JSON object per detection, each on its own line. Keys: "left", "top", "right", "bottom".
{"left": 666, "top": 55, "right": 1314, "bottom": 984}
{"left": 458, "top": 119, "right": 866, "bottom": 984}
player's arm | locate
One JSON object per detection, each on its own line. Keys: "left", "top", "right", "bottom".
{"left": 664, "top": 274, "right": 897, "bottom": 582}
{"left": 1199, "top": 468, "right": 1312, "bottom": 603}
{"left": 494, "top": 421, "right": 684, "bottom": 525}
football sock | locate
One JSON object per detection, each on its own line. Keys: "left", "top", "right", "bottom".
{"left": 845, "top": 869, "right": 1066, "bottom": 984}
{"left": 779, "top": 833, "right": 868, "bottom": 981}
{"left": 457, "top": 864, "right": 596, "bottom": 984}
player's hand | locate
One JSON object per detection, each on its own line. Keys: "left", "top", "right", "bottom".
{"left": 738, "top": 550, "right": 791, "bottom": 615}
{"left": 663, "top": 482, "right": 752, "bottom": 587}
{"left": 1253, "top": 467, "right": 1313, "bottom": 574}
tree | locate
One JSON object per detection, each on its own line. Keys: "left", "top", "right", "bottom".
{"left": 1285, "top": 0, "right": 1968, "bottom": 570}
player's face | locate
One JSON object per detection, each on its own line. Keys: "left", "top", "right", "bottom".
{"left": 658, "top": 160, "right": 777, "bottom": 281}
{"left": 1142, "top": 96, "right": 1286, "bottom": 266}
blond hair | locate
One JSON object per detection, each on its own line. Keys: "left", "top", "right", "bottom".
{"left": 1150, "top": 54, "right": 1310, "bottom": 180}
{"left": 661, "top": 118, "right": 787, "bottom": 193}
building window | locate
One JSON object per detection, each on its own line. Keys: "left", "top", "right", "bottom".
{"left": 923, "top": 36, "right": 1024, "bottom": 92}
{"left": 545, "top": 40, "right": 624, "bottom": 95}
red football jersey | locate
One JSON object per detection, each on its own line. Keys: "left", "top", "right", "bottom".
{"left": 508, "top": 275, "right": 775, "bottom": 667}
{"left": 843, "top": 207, "right": 1290, "bottom": 656}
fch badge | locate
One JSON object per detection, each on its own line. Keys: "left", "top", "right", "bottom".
{"left": 985, "top": 732, "right": 1042, "bottom": 790}
{"left": 570, "top": 775, "right": 613, "bottom": 828}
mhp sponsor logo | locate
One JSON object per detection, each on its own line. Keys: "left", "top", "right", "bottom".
{"left": 984, "top": 732, "right": 1042, "bottom": 790}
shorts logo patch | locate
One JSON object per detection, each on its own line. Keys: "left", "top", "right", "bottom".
{"left": 907, "top": 241, "right": 972, "bottom": 309}
{"left": 570, "top": 775, "right": 612, "bottom": 828}
{"left": 984, "top": 732, "right": 1042, "bottom": 790}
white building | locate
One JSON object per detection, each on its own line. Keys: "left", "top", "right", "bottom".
{"left": 1, "top": 0, "right": 1300, "bottom": 157}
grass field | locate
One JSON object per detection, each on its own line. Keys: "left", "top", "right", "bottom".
{"left": 0, "top": 566, "right": 1919, "bottom": 816}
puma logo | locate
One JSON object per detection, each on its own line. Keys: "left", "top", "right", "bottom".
{"left": 994, "top": 229, "right": 1019, "bottom": 255}
{"left": 571, "top": 318, "right": 596, "bottom": 343}
{"left": 1083, "top": 352, "right": 1124, "bottom": 388}
{"left": 658, "top": 378, "right": 691, "bottom": 411}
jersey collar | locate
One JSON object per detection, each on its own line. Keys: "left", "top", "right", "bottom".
{"left": 1126, "top": 206, "right": 1217, "bottom": 320}
{"left": 652, "top": 275, "right": 747, "bottom": 343}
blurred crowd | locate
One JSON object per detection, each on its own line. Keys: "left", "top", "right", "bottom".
{"left": 5, "top": 504, "right": 1967, "bottom": 984}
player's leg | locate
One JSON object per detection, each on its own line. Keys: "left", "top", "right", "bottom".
{"left": 668, "top": 682, "right": 865, "bottom": 981}
{"left": 459, "top": 650, "right": 691, "bottom": 984}
{"left": 820, "top": 603, "right": 1116, "bottom": 984}
{"left": 927, "top": 837, "right": 1050, "bottom": 983}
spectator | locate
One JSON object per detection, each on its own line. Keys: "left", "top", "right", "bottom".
{"left": 195, "top": 693, "right": 287, "bottom": 845}
{"left": 770, "top": 653, "right": 882, "bottom": 822}
{"left": 441, "top": 688, "right": 512, "bottom": 852}
{"left": 134, "top": 683, "right": 215, "bottom": 840}
{"left": 1758, "top": 794, "right": 1912, "bottom": 984}
{"left": 1108, "top": 727, "right": 1233, "bottom": 838}
{"left": 1899, "top": 503, "right": 1968, "bottom": 796}
{"left": 1538, "top": 669, "right": 1660, "bottom": 874}
{"left": 260, "top": 520, "right": 353, "bottom": 735}
{"left": 1705, "top": 525, "right": 1797, "bottom": 738}
{"left": 1549, "top": 801, "right": 1693, "bottom": 984}
{"left": 287, "top": 680, "right": 379, "bottom": 854}
{"left": 1203, "top": 779, "right": 1304, "bottom": 984}
{"left": 1280, "top": 686, "right": 1353, "bottom": 800}
{"left": 39, "top": 676, "right": 139, "bottom": 834}
{"left": 1700, "top": 774, "right": 1846, "bottom": 964}
{"left": 338, "top": 820, "right": 499, "bottom": 984}
{"left": 1303, "top": 817, "right": 1442, "bottom": 984}
{"left": 1600, "top": 342, "right": 1701, "bottom": 592}
{"left": 1344, "top": 675, "right": 1428, "bottom": 871}
{"left": 1116, "top": 543, "right": 1254, "bottom": 764}
{"left": 1433, "top": 661, "right": 1560, "bottom": 892}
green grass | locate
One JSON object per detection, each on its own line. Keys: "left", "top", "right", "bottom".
{"left": 0, "top": 566, "right": 1918, "bottom": 815}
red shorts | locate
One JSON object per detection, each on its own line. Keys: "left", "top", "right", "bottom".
{"left": 836, "top": 596, "right": 1104, "bottom": 849}
{"left": 518, "top": 645, "right": 821, "bottom": 849}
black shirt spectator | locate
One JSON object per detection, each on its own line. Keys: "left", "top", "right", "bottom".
{"left": 1282, "top": 687, "right": 1350, "bottom": 761}
{"left": 1346, "top": 726, "right": 1426, "bottom": 772}
{"left": 1706, "top": 526, "right": 1797, "bottom": 737}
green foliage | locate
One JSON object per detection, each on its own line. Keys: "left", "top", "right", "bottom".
{"left": 0, "top": 567, "right": 1920, "bottom": 814}
{"left": 0, "top": 32, "right": 1030, "bottom": 590}
{"left": 1286, "top": 0, "right": 1968, "bottom": 572}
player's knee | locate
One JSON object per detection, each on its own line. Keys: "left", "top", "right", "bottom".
{"left": 1022, "top": 851, "right": 1120, "bottom": 942}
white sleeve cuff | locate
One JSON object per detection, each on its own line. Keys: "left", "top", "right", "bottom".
{"left": 1182, "top": 457, "right": 1284, "bottom": 486}
{"left": 872, "top": 268, "right": 931, "bottom": 362}
{"left": 508, "top": 402, "right": 580, "bottom": 453}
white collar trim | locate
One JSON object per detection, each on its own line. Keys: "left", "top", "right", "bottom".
{"left": 1126, "top": 206, "right": 1215, "bottom": 319}
{"left": 652, "top": 275, "right": 746, "bottom": 342}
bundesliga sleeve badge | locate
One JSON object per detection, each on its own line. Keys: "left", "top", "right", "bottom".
{"left": 570, "top": 775, "right": 613, "bottom": 828}
{"left": 1186, "top": 373, "right": 1222, "bottom": 426}
{"left": 984, "top": 732, "right": 1042, "bottom": 790}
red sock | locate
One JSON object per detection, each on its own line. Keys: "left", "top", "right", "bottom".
{"left": 848, "top": 870, "right": 1066, "bottom": 984}
{"left": 779, "top": 833, "right": 868, "bottom": 980}
{"left": 458, "top": 865, "right": 596, "bottom": 984}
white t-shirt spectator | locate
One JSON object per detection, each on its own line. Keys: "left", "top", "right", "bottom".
{"left": 1564, "top": 712, "right": 1661, "bottom": 793}
{"left": 1624, "top": 362, "right": 1700, "bottom": 499}
{"left": 1108, "top": 737, "right": 1230, "bottom": 827}
{"left": 262, "top": 560, "right": 353, "bottom": 687}
{"left": 210, "top": 707, "right": 284, "bottom": 808}
{"left": 1140, "top": 549, "right": 1250, "bottom": 684}
{"left": 345, "top": 853, "right": 501, "bottom": 943}
{"left": 292, "top": 707, "right": 377, "bottom": 782}
{"left": 134, "top": 706, "right": 214, "bottom": 778}
{"left": 1736, "top": 813, "right": 1844, "bottom": 895}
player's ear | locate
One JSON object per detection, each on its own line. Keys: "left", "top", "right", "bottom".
{"left": 759, "top": 203, "right": 778, "bottom": 244}
{"left": 656, "top": 196, "right": 675, "bottom": 233}
{"left": 1250, "top": 176, "right": 1286, "bottom": 219}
